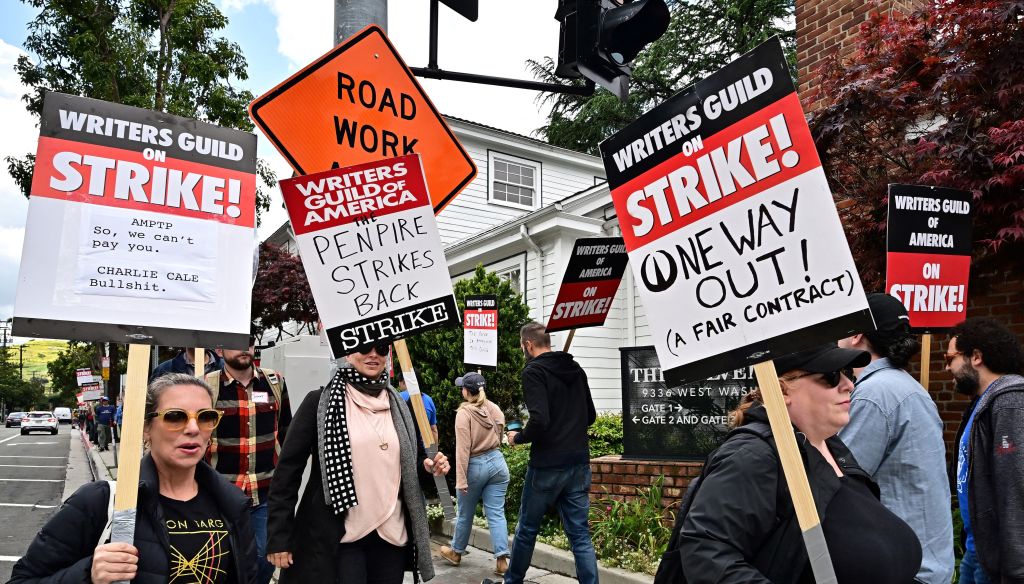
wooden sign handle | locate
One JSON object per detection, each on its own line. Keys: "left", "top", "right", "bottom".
{"left": 194, "top": 347, "right": 205, "bottom": 378}
{"left": 109, "top": 343, "right": 151, "bottom": 568}
{"left": 562, "top": 329, "right": 576, "bottom": 353}
{"left": 753, "top": 361, "right": 837, "bottom": 584}
{"left": 919, "top": 334, "right": 932, "bottom": 389}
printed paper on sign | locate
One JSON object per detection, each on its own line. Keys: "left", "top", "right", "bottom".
{"left": 12, "top": 92, "right": 257, "bottom": 348}
{"left": 464, "top": 295, "right": 498, "bottom": 368}
{"left": 599, "top": 37, "right": 872, "bottom": 386}
{"left": 885, "top": 184, "right": 973, "bottom": 332}
{"left": 279, "top": 154, "right": 460, "bottom": 357}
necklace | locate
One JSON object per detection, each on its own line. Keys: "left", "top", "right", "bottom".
{"left": 352, "top": 395, "right": 390, "bottom": 451}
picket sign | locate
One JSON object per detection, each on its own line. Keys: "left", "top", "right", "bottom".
{"left": 393, "top": 339, "right": 456, "bottom": 520}
{"left": 110, "top": 343, "right": 151, "bottom": 584}
{"left": 753, "top": 361, "right": 837, "bottom": 584}
{"left": 920, "top": 334, "right": 932, "bottom": 388}
{"left": 195, "top": 347, "right": 205, "bottom": 378}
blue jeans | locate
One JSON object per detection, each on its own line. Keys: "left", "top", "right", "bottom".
{"left": 451, "top": 449, "right": 510, "bottom": 558}
{"left": 959, "top": 549, "right": 993, "bottom": 584}
{"left": 505, "top": 463, "right": 597, "bottom": 584}
{"left": 250, "top": 502, "right": 274, "bottom": 584}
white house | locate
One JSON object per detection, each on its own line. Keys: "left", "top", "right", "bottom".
{"left": 262, "top": 116, "right": 650, "bottom": 410}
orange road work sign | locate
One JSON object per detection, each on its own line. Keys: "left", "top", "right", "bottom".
{"left": 249, "top": 25, "right": 476, "bottom": 214}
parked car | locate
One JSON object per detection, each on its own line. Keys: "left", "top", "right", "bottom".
{"left": 21, "top": 412, "right": 58, "bottom": 435}
{"left": 5, "top": 412, "right": 27, "bottom": 428}
{"left": 53, "top": 407, "right": 72, "bottom": 424}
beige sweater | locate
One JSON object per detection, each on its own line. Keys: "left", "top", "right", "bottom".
{"left": 454, "top": 400, "right": 505, "bottom": 490}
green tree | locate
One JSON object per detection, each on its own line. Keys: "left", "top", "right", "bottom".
{"left": 6, "top": 0, "right": 275, "bottom": 220}
{"left": 530, "top": 0, "right": 795, "bottom": 154}
{"left": 1, "top": 348, "right": 46, "bottom": 411}
{"left": 405, "top": 266, "right": 532, "bottom": 460}
{"left": 47, "top": 341, "right": 96, "bottom": 407}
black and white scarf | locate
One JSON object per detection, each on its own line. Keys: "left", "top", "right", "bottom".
{"left": 319, "top": 365, "right": 389, "bottom": 516}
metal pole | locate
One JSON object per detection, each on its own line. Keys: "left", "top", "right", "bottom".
{"left": 335, "top": 0, "right": 387, "bottom": 45}
{"left": 428, "top": 0, "right": 439, "bottom": 69}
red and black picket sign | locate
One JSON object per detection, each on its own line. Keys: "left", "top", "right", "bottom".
{"left": 886, "top": 184, "right": 973, "bottom": 332}
{"left": 546, "top": 237, "right": 629, "bottom": 333}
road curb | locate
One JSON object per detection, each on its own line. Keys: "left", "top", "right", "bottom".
{"left": 78, "top": 429, "right": 111, "bottom": 482}
{"left": 433, "top": 521, "right": 652, "bottom": 584}
{"left": 61, "top": 428, "right": 97, "bottom": 502}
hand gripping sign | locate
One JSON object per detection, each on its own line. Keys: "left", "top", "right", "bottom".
{"left": 279, "top": 154, "right": 460, "bottom": 357}
{"left": 600, "top": 38, "right": 873, "bottom": 584}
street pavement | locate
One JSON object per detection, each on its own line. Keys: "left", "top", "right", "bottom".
{"left": 414, "top": 538, "right": 577, "bottom": 584}
{"left": 0, "top": 424, "right": 74, "bottom": 582}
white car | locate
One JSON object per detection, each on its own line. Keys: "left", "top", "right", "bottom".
{"left": 21, "top": 411, "right": 58, "bottom": 435}
{"left": 53, "top": 407, "right": 72, "bottom": 424}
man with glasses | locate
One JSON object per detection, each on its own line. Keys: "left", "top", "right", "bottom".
{"left": 206, "top": 339, "right": 291, "bottom": 584}
{"left": 947, "top": 317, "right": 1024, "bottom": 584}
{"left": 837, "top": 293, "right": 953, "bottom": 584}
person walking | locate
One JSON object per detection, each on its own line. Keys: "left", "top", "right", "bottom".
{"left": 93, "top": 397, "right": 116, "bottom": 452}
{"left": 671, "top": 343, "right": 922, "bottom": 583}
{"left": 946, "top": 317, "right": 1024, "bottom": 584}
{"left": 205, "top": 339, "right": 290, "bottom": 584}
{"left": 265, "top": 342, "right": 451, "bottom": 583}
{"left": 440, "top": 372, "right": 511, "bottom": 576}
{"left": 837, "top": 293, "right": 954, "bottom": 584}
{"left": 9, "top": 374, "right": 257, "bottom": 584}
{"left": 486, "top": 322, "right": 598, "bottom": 584}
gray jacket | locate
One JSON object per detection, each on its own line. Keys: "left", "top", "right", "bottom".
{"left": 967, "top": 373, "right": 1024, "bottom": 583}
{"left": 838, "top": 358, "right": 954, "bottom": 584}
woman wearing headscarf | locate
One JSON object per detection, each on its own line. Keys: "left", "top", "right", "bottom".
{"left": 9, "top": 374, "right": 257, "bottom": 584}
{"left": 675, "top": 343, "right": 923, "bottom": 583}
{"left": 265, "top": 342, "right": 450, "bottom": 583}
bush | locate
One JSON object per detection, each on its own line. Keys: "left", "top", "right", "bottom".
{"left": 589, "top": 412, "right": 624, "bottom": 458}
{"left": 502, "top": 443, "right": 531, "bottom": 522}
{"left": 589, "top": 476, "right": 672, "bottom": 574}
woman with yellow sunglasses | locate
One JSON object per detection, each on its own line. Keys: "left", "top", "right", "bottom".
{"left": 10, "top": 373, "right": 258, "bottom": 584}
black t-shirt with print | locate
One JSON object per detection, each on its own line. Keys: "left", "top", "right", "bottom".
{"left": 160, "top": 489, "right": 237, "bottom": 584}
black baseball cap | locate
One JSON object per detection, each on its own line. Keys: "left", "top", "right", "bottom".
{"left": 867, "top": 293, "right": 912, "bottom": 336}
{"left": 455, "top": 372, "right": 486, "bottom": 393}
{"left": 773, "top": 343, "right": 871, "bottom": 376}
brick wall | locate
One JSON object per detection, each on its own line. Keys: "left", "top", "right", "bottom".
{"left": 590, "top": 455, "right": 703, "bottom": 521}
{"left": 797, "top": 0, "right": 926, "bottom": 110}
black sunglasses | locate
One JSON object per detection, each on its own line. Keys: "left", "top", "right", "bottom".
{"left": 784, "top": 367, "right": 854, "bottom": 388}
{"left": 356, "top": 343, "right": 391, "bottom": 356}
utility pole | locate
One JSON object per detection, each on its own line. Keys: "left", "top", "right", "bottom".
{"left": 335, "top": 0, "right": 386, "bottom": 44}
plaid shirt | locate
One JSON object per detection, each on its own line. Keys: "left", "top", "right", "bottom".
{"left": 206, "top": 367, "right": 291, "bottom": 506}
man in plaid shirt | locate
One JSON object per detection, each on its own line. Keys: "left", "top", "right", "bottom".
{"left": 207, "top": 340, "right": 291, "bottom": 584}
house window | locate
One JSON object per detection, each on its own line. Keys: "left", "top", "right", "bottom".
{"left": 489, "top": 152, "right": 541, "bottom": 210}
{"left": 496, "top": 265, "right": 523, "bottom": 294}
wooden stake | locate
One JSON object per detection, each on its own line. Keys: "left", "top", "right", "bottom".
{"left": 194, "top": 347, "right": 205, "bottom": 378}
{"left": 563, "top": 329, "right": 576, "bottom": 352}
{"left": 392, "top": 339, "right": 456, "bottom": 519}
{"left": 753, "top": 361, "right": 837, "bottom": 584}
{"left": 110, "top": 344, "right": 151, "bottom": 550}
{"left": 920, "top": 334, "right": 932, "bottom": 389}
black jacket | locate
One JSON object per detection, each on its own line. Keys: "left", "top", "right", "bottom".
{"left": 514, "top": 351, "right": 597, "bottom": 467}
{"left": 965, "top": 374, "right": 1024, "bottom": 583}
{"left": 8, "top": 455, "right": 256, "bottom": 584}
{"left": 266, "top": 388, "right": 432, "bottom": 583}
{"left": 677, "top": 405, "right": 877, "bottom": 584}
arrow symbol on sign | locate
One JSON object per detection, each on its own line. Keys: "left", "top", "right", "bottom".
{"left": 632, "top": 416, "right": 639, "bottom": 423}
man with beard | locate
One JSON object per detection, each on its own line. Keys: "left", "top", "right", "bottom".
{"left": 947, "top": 317, "right": 1024, "bottom": 584}
{"left": 485, "top": 322, "right": 598, "bottom": 584}
{"left": 207, "top": 338, "right": 291, "bottom": 584}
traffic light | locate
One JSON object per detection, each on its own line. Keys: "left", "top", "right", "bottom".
{"left": 555, "top": 0, "right": 670, "bottom": 101}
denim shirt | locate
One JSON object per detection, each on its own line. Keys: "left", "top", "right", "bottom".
{"left": 838, "top": 358, "right": 954, "bottom": 584}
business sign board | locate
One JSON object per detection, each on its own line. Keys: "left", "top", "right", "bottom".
{"left": 279, "top": 154, "right": 460, "bottom": 356}
{"left": 82, "top": 383, "right": 103, "bottom": 402}
{"left": 599, "top": 38, "right": 872, "bottom": 386}
{"left": 250, "top": 25, "right": 475, "bottom": 215}
{"left": 886, "top": 184, "right": 973, "bottom": 332}
{"left": 76, "top": 367, "right": 94, "bottom": 386}
{"left": 464, "top": 295, "right": 498, "bottom": 368}
{"left": 546, "top": 237, "right": 630, "bottom": 333}
{"left": 12, "top": 92, "right": 257, "bottom": 348}
{"left": 621, "top": 346, "right": 754, "bottom": 460}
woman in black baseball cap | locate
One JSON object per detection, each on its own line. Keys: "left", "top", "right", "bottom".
{"left": 673, "top": 343, "right": 922, "bottom": 583}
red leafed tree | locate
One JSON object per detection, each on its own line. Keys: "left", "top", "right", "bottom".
{"left": 809, "top": 1, "right": 1024, "bottom": 290}
{"left": 251, "top": 243, "right": 318, "bottom": 339}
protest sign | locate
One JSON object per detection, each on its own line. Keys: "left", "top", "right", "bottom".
{"left": 599, "top": 38, "right": 871, "bottom": 387}
{"left": 464, "top": 295, "right": 498, "bottom": 368}
{"left": 76, "top": 367, "right": 94, "bottom": 386}
{"left": 546, "top": 237, "right": 630, "bottom": 334}
{"left": 12, "top": 92, "right": 257, "bottom": 349}
{"left": 279, "top": 154, "right": 460, "bottom": 356}
{"left": 621, "top": 346, "right": 753, "bottom": 459}
{"left": 886, "top": 184, "right": 973, "bottom": 332}
{"left": 81, "top": 383, "right": 103, "bottom": 402}
{"left": 249, "top": 25, "right": 475, "bottom": 214}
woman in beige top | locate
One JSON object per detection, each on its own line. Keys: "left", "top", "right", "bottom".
{"left": 439, "top": 371, "right": 511, "bottom": 576}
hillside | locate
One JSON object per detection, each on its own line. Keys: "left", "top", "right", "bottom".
{"left": 10, "top": 339, "right": 67, "bottom": 387}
